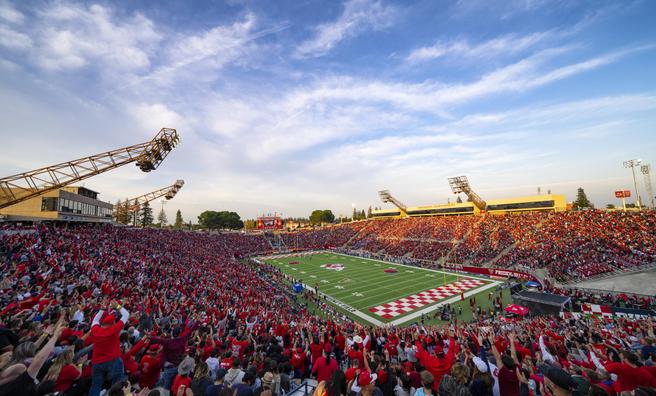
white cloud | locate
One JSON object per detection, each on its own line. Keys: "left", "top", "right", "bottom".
{"left": 191, "top": 46, "right": 647, "bottom": 169}
{"left": 451, "top": 0, "right": 556, "bottom": 20}
{"left": 29, "top": 3, "right": 160, "bottom": 71}
{"left": 0, "top": 1, "right": 23, "bottom": 24}
{"left": 129, "top": 103, "right": 186, "bottom": 135}
{"left": 405, "top": 31, "right": 551, "bottom": 64}
{"left": 1, "top": 1, "right": 654, "bottom": 218}
{"left": 295, "top": 0, "right": 397, "bottom": 58}
{"left": 295, "top": 93, "right": 656, "bottom": 209}
{"left": 434, "top": 94, "right": 656, "bottom": 134}
{"left": 273, "top": 46, "right": 636, "bottom": 122}
{"left": 140, "top": 13, "right": 265, "bottom": 87}
{"left": 0, "top": 24, "right": 31, "bottom": 49}
{"left": 525, "top": 46, "right": 653, "bottom": 88}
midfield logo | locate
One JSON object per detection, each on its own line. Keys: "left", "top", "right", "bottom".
{"left": 320, "top": 263, "right": 345, "bottom": 271}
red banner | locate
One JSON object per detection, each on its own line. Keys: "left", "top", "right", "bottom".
{"left": 441, "top": 263, "right": 540, "bottom": 283}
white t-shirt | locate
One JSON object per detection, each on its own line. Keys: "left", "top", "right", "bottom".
{"left": 488, "top": 362, "right": 500, "bottom": 396}
{"left": 206, "top": 357, "right": 220, "bottom": 376}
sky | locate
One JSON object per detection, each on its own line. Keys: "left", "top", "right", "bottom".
{"left": 1, "top": 0, "right": 655, "bottom": 221}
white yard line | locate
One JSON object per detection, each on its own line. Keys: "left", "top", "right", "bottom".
{"left": 388, "top": 281, "right": 500, "bottom": 326}
{"left": 301, "top": 284, "right": 384, "bottom": 326}
{"left": 329, "top": 272, "right": 456, "bottom": 301}
{"left": 259, "top": 251, "right": 502, "bottom": 326}
{"left": 329, "top": 251, "right": 494, "bottom": 283}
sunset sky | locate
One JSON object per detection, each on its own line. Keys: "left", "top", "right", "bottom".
{"left": 1, "top": 0, "right": 655, "bottom": 220}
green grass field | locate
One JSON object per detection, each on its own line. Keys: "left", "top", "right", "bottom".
{"left": 262, "top": 251, "right": 502, "bottom": 326}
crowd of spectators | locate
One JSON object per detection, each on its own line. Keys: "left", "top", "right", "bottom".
{"left": 0, "top": 225, "right": 300, "bottom": 395}
{"left": 281, "top": 223, "right": 368, "bottom": 251}
{"left": 495, "top": 211, "right": 656, "bottom": 281}
{"left": 282, "top": 211, "right": 656, "bottom": 282}
{"left": 2, "top": 224, "right": 656, "bottom": 396}
{"left": 544, "top": 282, "right": 656, "bottom": 312}
{"left": 1, "top": 210, "right": 656, "bottom": 396}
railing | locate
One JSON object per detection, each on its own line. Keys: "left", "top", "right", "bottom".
{"left": 560, "top": 261, "right": 656, "bottom": 286}
{"left": 561, "top": 285, "right": 655, "bottom": 298}
{"left": 286, "top": 379, "right": 318, "bottom": 396}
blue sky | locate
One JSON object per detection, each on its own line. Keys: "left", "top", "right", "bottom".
{"left": 1, "top": 0, "right": 655, "bottom": 220}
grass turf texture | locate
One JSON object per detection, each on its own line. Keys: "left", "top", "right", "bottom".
{"left": 264, "top": 252, "right": 503, "bottom": 326}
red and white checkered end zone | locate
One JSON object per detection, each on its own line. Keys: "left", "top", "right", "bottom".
{"left": 368, "top": 279, "right": 486, "bottom": 319}
{"left": 581, "top": 303, "right": 614, "bottom": 318}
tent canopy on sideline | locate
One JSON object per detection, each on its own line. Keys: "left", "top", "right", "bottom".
{"left": 511, "top": 290, "right": 571, "bottom": 316}
{"left": 505, "top": 304, "right": 529, "bottom": 316}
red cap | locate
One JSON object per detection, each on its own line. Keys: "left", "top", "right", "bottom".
{"left": 403, "top": 362, "right": 414, "bottom": 370}
{"left": 359, "top": 371, "right": 377, "bottom": 387}
{"left": 377, "top": 369, "right": 388, "bottom": 384}
{"left": 101, "top": 314, "right": 116, "bottom": 325}
{"left": 148, "top": 344, "right": 161, "bottom": 353}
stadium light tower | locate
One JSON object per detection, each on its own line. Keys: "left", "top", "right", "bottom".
{"left": 0, "top": 128, "right": 180, "bottom": 209}
{"left": 448, "top": 176, "right": 487, "bottom": 211}
{"left": 623, "top": 159, "right": 642, "bottom": 209}
{"left": 641, "top": 164, "right": 654, "bottom": 209}
{"left": 378, "top": 190, "right": 407, "bottom": 215}
{"left": 125, "top": 179, "right": 185, "bottom": 225}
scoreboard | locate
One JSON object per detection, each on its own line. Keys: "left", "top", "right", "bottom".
{"left": 257, "top": 216, "right": 283, "bottom": 230}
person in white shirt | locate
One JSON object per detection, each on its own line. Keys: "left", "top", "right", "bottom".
{"left": 206, "top": 350, "right": 220, "bottom": 380}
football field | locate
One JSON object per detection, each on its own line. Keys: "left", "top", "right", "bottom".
{"left": 261, "top": 251, "right": 500, "bottom": 326}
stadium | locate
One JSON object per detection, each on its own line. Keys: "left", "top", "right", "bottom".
{"left": 1, "top": 140, "right": 655, "bottom": 396}
{"left": 2, "top": 1, "right": 656, "bottom": 396}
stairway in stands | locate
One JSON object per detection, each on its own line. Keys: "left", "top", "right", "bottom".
{"left": 444, "top": 216, "right": 485, "bottom": 264}
{"left": 264, "top": 231, "right": 288, "bottom": 252}
{"left": 484, "top": 215, "right": 550, "bottom": 268}
{"left": 342, "top": 221, "right": 376, "bottom": 248}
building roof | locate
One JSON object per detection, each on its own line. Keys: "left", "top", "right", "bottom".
{"left": 513, "top": 290, "right": 571, "bottom": 307}
{"left": 64, "top": 186, "right": 99, "bottom": 194}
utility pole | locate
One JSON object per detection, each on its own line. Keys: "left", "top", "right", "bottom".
{"left": 641, "top": 164, "right": 654, "bottom": 209}
{"left": 160, "top": 200, "right": 167, "bottom": 227}
{"left": 623, "top": 159, "right": 642, "bottom": 210}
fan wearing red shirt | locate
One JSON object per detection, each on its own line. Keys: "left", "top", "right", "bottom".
{"left": 414, "top": 331, "right": 458, "bottom": 392}
{"left": 172, "top": 358, "right": 194, "bottom": 396}
{"left": 384, "top": 340, "right": 398, "bottom": 359}
{"left": 89, "top": 302, "right": 129, "bottom": 396}
{"left": 139, "top": 344, "right": 164, "bottom": 389}
{"left": 335, "top": 332, "right": 346, "bottom": 352}
{"left": 312, "top": 344, "right": 339, "bottom": 382}
{"left": 291, "top": 345, "right": 308, "bottom": 378}
{"left": 230, "top": 336, "right": 250, "bottom": 361}
{"left": 348, "top": 343, "right": 365, "bottom": 368}
{"left": 275, "top": 322, "right": 289, "bottom": 338}
{"left": 45, "top": 349, "right": 81, "bottom": 393}
{"left": 488, "top": 332, "right": 520, "bottom": 396}
{"left": 345, "top": 359, "right": 361, "bottom": 383}
{"left": 55, "top": 364, "right": 82, "bottom": 393}
{"left": 309, "top": 336, "right": 326, "bottom": 363}
{"left": 605, "top": 351, "right": 656, "bottom": 392}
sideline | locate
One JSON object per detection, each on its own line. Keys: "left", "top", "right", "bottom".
{"left": 256, "top": 251, "right": 502, "bottom": 326}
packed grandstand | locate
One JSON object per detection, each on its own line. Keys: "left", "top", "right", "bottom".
{"left": 282, "top": 211, "right": 656, "bottom": 282}
{"left": 1, "top": 209, "right": 656, "bottom": 396}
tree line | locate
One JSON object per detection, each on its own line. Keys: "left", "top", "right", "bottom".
{"left": 114, "top": 199, "right": 187, "bottom": 229}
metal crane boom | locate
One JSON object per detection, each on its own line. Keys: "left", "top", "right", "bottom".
{"left": 126, "top": 180, "right": 185, "bottom": 212}
{"left": 378, "top": 190, "right": 408, "bottom": 214}
{"left": 0, "top": 128, "right": 179, "bottom": 210}
{"left": 448, "top": 176, "right": 487, "bottom": 211}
